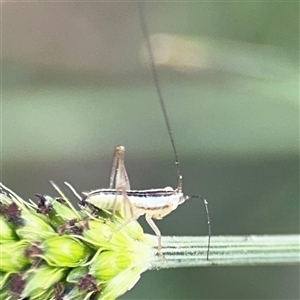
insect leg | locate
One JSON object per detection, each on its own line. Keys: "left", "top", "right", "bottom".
{"left": 111, "top": 146, "right": 133, "bottom": 219}
{"left": 109, "top": 146, "right": 131, "bottom": 189}
{"left": 145, "top": 214, "right": 162, "bottom": 254}
{"left": 108, "top": 147, "right": 119, "bottom": 189}
{"left": 112, "top": 184, "right": 134, "bottom": 220}
{"left": 109, "top": 147, "right": 121, "bottom": 219}
{"left": 120, "top": 187, "right": 134, "bottom": 219}
{"left": 115, "top": 146, "right": 130, "bottom": 190}
{"left": 109, "top": 215, "right": 138, "bottom": 241}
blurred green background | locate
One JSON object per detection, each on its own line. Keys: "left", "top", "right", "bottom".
{"left": 1, "top": 1, "right": 299, "bottom": 299}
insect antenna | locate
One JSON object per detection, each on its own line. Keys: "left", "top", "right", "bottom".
{"left": 190, "top": 195, "right": 211, "bottom": 260}
{"left": 137, "top": 2, "right": 211, "bottom": 260}
{"left": 137, "top": 2, "right": 182, "bottom": 192}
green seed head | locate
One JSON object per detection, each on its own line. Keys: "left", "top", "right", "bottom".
{"left": 39, "top": 235, "right": 92, "bottom": 267}
{"left": 0, "top": 216, "right": 17, "bottom": 242}
{"left": 15, "top": 209, "right": 56, "bottom": 241}
{"left": 0, "top": 241, "right": 30, "bottom": 273}
{"left": 0, "top": 183, "right": 156, "bottom": 299}
{"left": 90, "top": 251, "right": 133, "bottom": 282}
{"left": 19, "top": 264, "right": 68, "bottom": 299}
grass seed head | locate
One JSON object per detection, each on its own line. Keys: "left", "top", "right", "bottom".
{"left": 0, "top": 183, "right": 155, "bottom": 299}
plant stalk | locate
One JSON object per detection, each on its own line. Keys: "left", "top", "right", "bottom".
{"left": 147, "top": 234, "right": 300, "bottom": 269}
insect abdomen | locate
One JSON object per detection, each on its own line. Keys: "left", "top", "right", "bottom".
{"left": 83, "top": 188, "right": 184, "bottom": 214}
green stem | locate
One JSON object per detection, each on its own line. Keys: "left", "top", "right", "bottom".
{"left": 147, "top": 234, "right": 300, "bottom": 269}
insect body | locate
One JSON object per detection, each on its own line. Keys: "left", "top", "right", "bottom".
{"left": 85, "top": 187, "right": 186, "bottom": 220}
{"left": 82, "top": 145, "right": 188, "bottom": 252}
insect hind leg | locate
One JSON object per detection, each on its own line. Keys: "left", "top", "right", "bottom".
{"left": 111, "top": 185, "right": 134, "bottom": 221}
{"left": 111, "top": 146, "right": 134, "bottom": 220}
{"left": 110, "top": 146, "right": 131, "bottom": 190}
